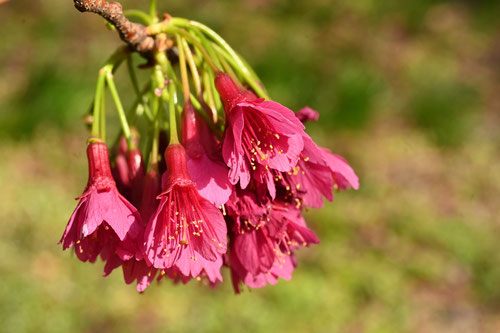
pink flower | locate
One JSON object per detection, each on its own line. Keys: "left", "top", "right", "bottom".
{"left": 139, "top": 165, "right": 162, "bottom": 223}
{"left": 143, "top": 144, "right": 227, "bottom": 277}
{"left": 225, "top": 186, "right": 271, "bottom": 230}
{"left": 276, "top": 135, "right": 335, "bottom": 208}
{"left": 181, "top": 101, "right": 232, "bottom": 207}
{"left": 127, "top": 147, "right": 145, "bottom": 206}
{"left": 111, "top": 135, "right": 145, "bottom": 206}
{"left": 269, "top": 107, "right": 359, "bottom": 208}
{"left": 215, "top": 72, "right": 305, "bottom": 192}
{"left": 59, "top": 141, "right": 143, "bottom": 263}
{"left": 296, "top": 106, "right": 319, "bottom": 123}
{"left": 228, "top": 200, "right": 319, "bottom": 292}
{"left": 103, "top": 165, "right": 161, "bottom": 292}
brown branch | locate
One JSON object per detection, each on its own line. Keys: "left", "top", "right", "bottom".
{"left": 74, "top": 0, "right": 155, "bottom": 57}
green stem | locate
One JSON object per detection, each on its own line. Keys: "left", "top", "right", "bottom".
{"left": 149, "top": 0, "right": 157, "bottom": 19}
{"left": 206, "top": 66, "right": 222, "bottom": 114}
{"left": 202, "top": 66, "right": 218, "bottom": 123}
{"left": 124, "top": 9, "right": 153, "bottom": 25}
{"left": 149, "top": 24, "right": 220, "bottom": 73}
{"left": 183, "top": 38, "right": 202, "bottom": 96}
{"left": 100, "top": 81, "right": 106, "bottom": 141}
{"left": 148, "top": 89, "right": 162, "bottom": 168}
{"left": 194, "top": 30, "right": 223, "bottom": 71}
{"left": 127, "top": 54, "right": 141, "bottom": 96}
{"left": 105, "top": 70, "right": 134, "bottom": 149}
{"left": 167, "top": 82, "right": 179, "bottom": 144}
{"left": 176, "top": 35, "right": 191, "bottom": 101}
{"left": 169, "top": 18, "right": 269, "bottom": 98}
{"left": 91, "top": 72, "right": 106, "bottom": 138}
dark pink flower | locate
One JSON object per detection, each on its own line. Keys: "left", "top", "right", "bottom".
{"left": 139, "top": 165, "right": 162, "bottom": 223}
{"left": 143, "top": 144, "right": 227, "bottom": 276}
{"left": 267, "top": 108, "right": 360, "bottom": 208}
{"left": 296, "top": 106, "right": 319, "bottom": 123}
{"left": 127, "top": 148, "right": 145, "bottom": 206}
{"left": 103, "top": 164, "right": 161, "bottom": 293}
{"left": 181, "top": 101, "right": 232, "bottom": 207}
{"left": 112, "top": 136, "right": 131, "bottom": 197}
{"left": 276, "top": 135, "right": 335, "bottom": 208}
{"left": 111, "top": 135, "right": 145, "bottom": 206}
{"left": 215, "top": 72, "right": 305, "bottom": 192}
{"left": 228, "top": 200, "right": 318, "bottom": 292}
{"left": 225, "top": 186, "right": 271, "bottom": 230}
{"left": 59, "top": 141, "right": 143, "bottom": 263}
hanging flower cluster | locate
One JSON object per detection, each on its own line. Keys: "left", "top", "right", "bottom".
{"left": 60, "top": 1, "right": 359, "bottom": 293}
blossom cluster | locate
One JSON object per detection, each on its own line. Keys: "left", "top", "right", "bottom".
{"left": 60, "top": 72, "right": 358, "bottom": 292}
{"left": 59, "top": 12, "right": 358, "bottom": 293}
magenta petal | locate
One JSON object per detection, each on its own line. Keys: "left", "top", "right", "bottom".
{"left": 322, "top": 150, "right": 360, "bottom": 190}
{"left": 187, "top": 154, "right": 232, "bottom": 207}
{"left": 195, "top": 197, "right": 228, "bottom": 259}
{"left": 171, "top": 250, "right": 223, "bottom": 284}
{"left": 122, "top": 259, "right": 157, "bottom": 292}
{"left": 103, "top": 254, "right": 123, "bottom": 277}
{"left": 234, "top": 230, "right": 274, "bottom": 275}
{"left": 82, "top": 189, "right": 141, "bottom": 241}
{"left": 59, "top": 198, "right": 87, "bottom": 249}
{"left": 223, "top": 107, "right": 251, "bottom": 188}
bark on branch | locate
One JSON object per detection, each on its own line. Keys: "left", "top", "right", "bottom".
{"left": 74, "top": 0, "right": 155, "bottom": 57}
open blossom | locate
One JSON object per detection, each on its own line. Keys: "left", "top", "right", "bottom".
{"left": 104, "top": 164, "right": 162, "bottom": 292}
{"left": 182, "top": 100, "right": 232, "bottom": 207}
{"left": 215, "top": 72, "right": 305, "bottom": 193}
{"left": 269, "top": 107, "right": 360, "bottom": 208}
{"left": 143, "top": 144, "right": 227, "bottom": 280}
{"left": 59, "top": 141, "right": 143, "bottom": 263}
{"left": 228, "top": 200, "right": 319, "bottom": 292}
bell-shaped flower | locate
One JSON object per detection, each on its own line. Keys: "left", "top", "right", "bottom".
{"left": 143, "top": 144, "right": 227, "bottom": 278}
{"left": 215, "top": 72, "right": 305, "bottom": 192}
{"left": 59, "top": 140, "right": 143, "bottom": 264}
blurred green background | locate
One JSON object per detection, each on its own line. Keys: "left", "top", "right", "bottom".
{"left": 1, "top": 0, "right": 500, "bottom": 332}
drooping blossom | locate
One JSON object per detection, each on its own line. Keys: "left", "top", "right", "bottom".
{"left": 215, "top": 72, "right": 305, "bottom": 193}
{"left": 143, "top": 144, "right": 227, "bottom": 282}
{"left": 103, "top": 163, "right": 162, "bottom": 292}
{"left": 181, "top": 100, "right": 232, "bottom": 207}
{"left": 268, "top": 107, "right": 359, "bottom": 208}
{"left": 295, "top": 106, "right": 359, "bottom": 190}
{"left": 228, "top": 200, "right": 319, "bottom": 292}
{"left": 59, "top": 140, "right": 143, "bottom": 264}
{"left": 277, "top": 135, "right": 335, "bottom": 208}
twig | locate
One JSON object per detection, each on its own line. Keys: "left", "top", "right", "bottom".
{"left": 73, "top": 0, "right": 155, "bottom": 57}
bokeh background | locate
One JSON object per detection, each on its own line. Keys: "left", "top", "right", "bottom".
{"left": 1, "top": 0, "right": 500, "bottom": 332}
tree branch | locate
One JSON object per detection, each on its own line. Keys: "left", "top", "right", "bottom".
{"left": 74, "top": 0, "right": 155, "bottom": 57}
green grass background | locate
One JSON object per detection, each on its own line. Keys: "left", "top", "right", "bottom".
{"left": 1, "top": 0, "right": 500, "bottom": 332}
